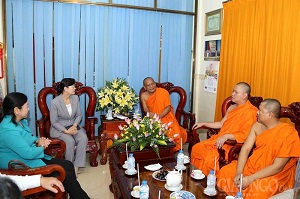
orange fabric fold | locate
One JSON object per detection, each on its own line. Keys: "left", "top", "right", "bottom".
{"left": 217, "top": 123, "right": 300, "bottom": 199}
{"left": 191, "top": 101, "right": 258, "bottom": 176}
{"left": 146, "top": 88, "right": 187, "bottom": 151}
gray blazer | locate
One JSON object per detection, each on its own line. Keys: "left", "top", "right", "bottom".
{"left": 50, "top": 94, "right": 83, "bottom": 137}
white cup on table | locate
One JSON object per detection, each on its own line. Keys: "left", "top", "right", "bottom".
{"left": 192, "top": 169, "right": 203, "bottom": 178}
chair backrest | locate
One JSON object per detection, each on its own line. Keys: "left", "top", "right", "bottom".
{"left": 221, "top": 96, "right": 263, "bottom": 117}
{"left": 139, "top": 82, "right": 188, "bottom": 124}
{"left": 37, "top": 82, "right": 97, "bottom": 138}
{"left": 294, "top": 158, "right": 300, "bottom": 199}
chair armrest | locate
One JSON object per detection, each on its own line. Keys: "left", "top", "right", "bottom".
{"left": 0, "top": 163, "right": 66, "bottom": 198}
{"left": 45, "top": 139, "right": 66, "bottom": 158}
{"left": 227, "top": 143, "right": 243, "bottom": 163}
{"left": 192, "top": 126, "right": 220, "bottom": 143}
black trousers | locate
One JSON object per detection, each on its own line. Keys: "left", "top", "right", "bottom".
{"left": 42, "top": 158, "right": 90, "bottom": 199}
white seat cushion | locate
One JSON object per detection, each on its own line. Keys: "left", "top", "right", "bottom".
{"left": 269, "top": 189, "right": 294, "bottom": 199}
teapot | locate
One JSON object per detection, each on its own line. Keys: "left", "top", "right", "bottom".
{"left": 165, "top": 169, "right": 182, "bottom": 188}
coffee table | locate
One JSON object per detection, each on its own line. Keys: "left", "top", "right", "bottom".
{"left": 108, "top": 147, "right": 227, "bottom": 199}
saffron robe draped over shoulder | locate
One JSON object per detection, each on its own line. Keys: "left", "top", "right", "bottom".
{"left": 217, "top": 123, "right": 300, "bottom": 199}
{"left": 191, "top": 101, "right": 258, "bottom": 175}
{"left": 146, "top": 87, "right": 187, "bottom": 151}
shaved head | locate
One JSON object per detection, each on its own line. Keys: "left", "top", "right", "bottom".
{"left": 143, "top": 77, "right": 154, "bottom": 86}
{"left": 262, "top": 98, "right": 281, "bottom": 118}
{"left": 236, "top": 82, "right": 251, "bottom": 97}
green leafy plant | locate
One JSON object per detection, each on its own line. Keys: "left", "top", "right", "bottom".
{"left": 96, "top": 78, "right": 139, "bottom": 114}
{"left": 111, "top": 114, "right": 173, "bottom": 158}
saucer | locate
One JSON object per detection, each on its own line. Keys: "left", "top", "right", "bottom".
{"left": 175, "top": 165, "right": 186, "bottom": 170}
{"left": 190, "top": 173, "right": 205, "bottom": 180}
{"left": 165, "top": 184, "right": 183, "bottom": 192}
{"left": 144, "top": 163, "right": 162, "bottom": 171}
{"left": 203, "top": 188, "right": 218, "bottom": 196}
{"left": 125, "top": 170, "right": 137, "bottom": 175}
{"left": 131, "top": 191, "right": 140, "bottom": 198}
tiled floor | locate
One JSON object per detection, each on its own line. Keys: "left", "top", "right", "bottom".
{"left": 77, "top": 154, "right": 114, "bottom": 199}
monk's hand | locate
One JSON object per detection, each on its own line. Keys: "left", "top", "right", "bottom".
{"left": 234, "top": 173, "right": 241, "bottom": 186}
{"left": 192, "top": 122, "right": 204, "bottom": 129}
{"left": 240, "top": 176, "right": 253, "bottom": 189}
{"left": 216, "top": 135, "right": 227, "bottom": 149}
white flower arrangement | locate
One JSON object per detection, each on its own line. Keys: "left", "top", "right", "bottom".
{"left": 96, "top": 78, "right": 139, "bottom": 114}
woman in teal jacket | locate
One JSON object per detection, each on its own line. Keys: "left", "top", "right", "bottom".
{"left": 0, "top": 92, "right": 90, "bottom": 199}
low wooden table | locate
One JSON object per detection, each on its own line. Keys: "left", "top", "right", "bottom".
{"left": 108, "top": 147, "right": 227, "bottom": 199}
{"left": 98, "top": 115, "right": 126, "bottom": 165}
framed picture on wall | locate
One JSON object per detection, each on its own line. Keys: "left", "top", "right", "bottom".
{"left": 204, "top": 40, "right": 221, "bottom": 61}
{"left": 205, "top": 9, "right": 223, "bottom": 36}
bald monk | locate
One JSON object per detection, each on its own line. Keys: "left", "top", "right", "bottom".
{"left": 217, "top": 99, "right": 300, "bottom": 198}
{"left": 140, "top": 77, "right": 187, "bottom": 151}
{"left": 191, "top": 82, "right": 258, "bottom": 176}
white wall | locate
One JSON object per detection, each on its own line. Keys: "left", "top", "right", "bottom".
{"left": 193, "top": 0, "right": 223, "bottom": 140}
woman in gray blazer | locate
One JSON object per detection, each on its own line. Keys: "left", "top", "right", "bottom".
{"left": 50, "top": 78, "right": 88, "bottom": 176}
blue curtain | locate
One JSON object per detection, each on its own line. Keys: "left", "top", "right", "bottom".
{"left": 5, "top": 0, "right": 194, "bottom": 135}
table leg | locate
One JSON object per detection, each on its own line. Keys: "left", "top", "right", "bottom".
{"left": 100, "top": 133, "right": 108, "bottom": 165}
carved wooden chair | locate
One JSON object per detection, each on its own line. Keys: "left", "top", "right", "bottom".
{"left": 191, "top": 96, "right": 263, "bottom": 167}
{"left": 37, "top": 82, "right": 99, "bottom": 167}
{"left": 139, "top": 82, "right": 196, "bottom": 153}
{"left": 227, "top": 101, "right": 300, "bottom": 164}
{"left": 0, "top": 141, "right": 66, "bottom": 199}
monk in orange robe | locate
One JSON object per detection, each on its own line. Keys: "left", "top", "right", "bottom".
{"left": 191, "top": 82, "right": 258, "bottom": 176}
{"left": 141, "top": 77, "right": 187, "bottom": 151}
{"left": 217, "top": 99, "right": 300, "bottom": 199}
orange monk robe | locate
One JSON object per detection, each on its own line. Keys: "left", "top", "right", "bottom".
{"left": 146, "top": 87, "right": 187, "bottom": 151}
{"left": 217, "top": 123, "right": 300, "bottom": 199}
{"left": 191, "top": 101, "right": 258, "bottom": 176}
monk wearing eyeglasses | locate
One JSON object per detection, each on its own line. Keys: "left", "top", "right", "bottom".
{"left": 140, "top": 77, "right": 187, "bottom": 151}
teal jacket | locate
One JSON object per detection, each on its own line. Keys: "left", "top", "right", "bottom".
{"left": 0, "top": 116, "right": 51, "bottom": 169}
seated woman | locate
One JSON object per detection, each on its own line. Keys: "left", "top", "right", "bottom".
{"left": 0, "top": 92, "right": 90, "bottom": 199}
{"left": 50, "top": 78, "right": 88, "bottom": 175}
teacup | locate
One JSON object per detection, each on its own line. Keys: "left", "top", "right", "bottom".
{"left": 192, "top": 169, "right": 203, "bottom": 178}
{"left": 132, "top": 186, "right": 140, "bottom": 196}
{"left": 225, "top": 196, "right": 235, "bottom": 199}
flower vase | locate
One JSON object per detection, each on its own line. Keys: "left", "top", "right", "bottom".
{"left": 106, "top": 107, "right": 113, "bottom": 120}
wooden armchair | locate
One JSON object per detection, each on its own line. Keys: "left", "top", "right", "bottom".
{"left": 139, "top": 82, "right": 196, "bottom": 153}
{"left": 191, "top": 96, "right": 263, "bottom": 167}
{"left": 37, "top": 82, "right": 99, "bottom": 167}
{"left": 228, "top": 102, "right": 300, "bottom": 164}
{"left": 0, "top": 140, "right": 67, "bottom": 199}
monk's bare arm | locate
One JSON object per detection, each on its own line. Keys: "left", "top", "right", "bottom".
{"left": 140, "top": 93, "right": 153, "bottom": 115}
{"left": 234, "top": 123, "right": 259, "bottom": 186}
{"left": 159, "top": 105, "right": 171, "bottom": 119}
{"left": 241, "top": 157, "right": 290, "bottom": 189}
{"left": 192, "top": 105, "right": 232, "bottom": 129}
